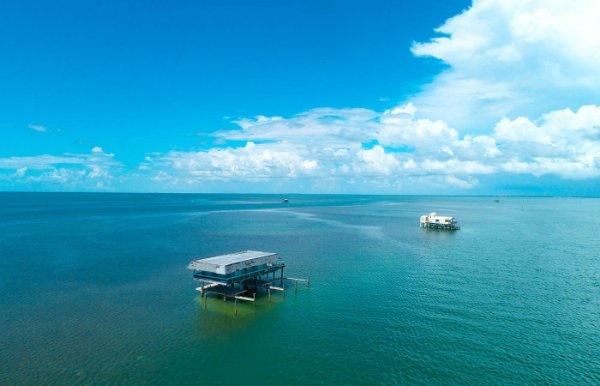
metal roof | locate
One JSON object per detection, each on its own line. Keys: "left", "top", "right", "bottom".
{"left": 187, "top": 250, "right": 280, "bottom": 275}
{"left": 422, "top": 213, "right": 456, "bottom": 220}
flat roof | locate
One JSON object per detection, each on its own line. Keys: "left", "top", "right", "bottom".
{"left": 187, "top": 250, "right": 280, "bottom": 275}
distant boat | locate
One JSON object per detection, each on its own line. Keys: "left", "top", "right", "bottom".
{"left": 282, "top": 198, "right": 289, "bottom": 203}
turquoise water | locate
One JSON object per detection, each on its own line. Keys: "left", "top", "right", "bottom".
{"left": 1, "top": 193, "right": 599, "bottom": 385}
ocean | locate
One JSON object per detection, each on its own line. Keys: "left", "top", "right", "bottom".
{"left": 1, "top": 193, "right": 599, "bottom": 385}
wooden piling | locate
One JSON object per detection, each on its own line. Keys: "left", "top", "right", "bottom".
{"left": 284, "top": 276, "right": 310, "bottom": 290}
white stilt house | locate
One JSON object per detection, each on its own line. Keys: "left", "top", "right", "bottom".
{"left": 420, "top": 212, "right": 460, "bottom": 230}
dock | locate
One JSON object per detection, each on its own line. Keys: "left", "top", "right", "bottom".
{"left": 188, "top": 250, "right": 309, "bottom": 315}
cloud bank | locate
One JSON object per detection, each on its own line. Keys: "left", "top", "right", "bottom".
{"left": 145, "top": 103, "right": 600, "bottom": 192}
{"left": 0, "top": 147, "right": 120, "bottom": 190}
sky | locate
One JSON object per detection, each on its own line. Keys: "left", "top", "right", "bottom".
{"left": 1, "top": 0, "right": 600, "bottom": 195}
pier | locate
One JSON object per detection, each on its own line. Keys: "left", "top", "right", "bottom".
{"left": 188, "top": 250, "right": 309, "bottom": 315}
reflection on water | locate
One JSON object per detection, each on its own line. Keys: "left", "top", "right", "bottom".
{"left": 192, "top": 293, "right": 290, "bottom": 339}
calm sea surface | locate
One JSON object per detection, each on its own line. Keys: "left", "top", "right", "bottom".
{"left": 1, "top": 193, "right": 599, "bottom": 385}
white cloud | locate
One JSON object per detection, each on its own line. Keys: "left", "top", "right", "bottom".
{"left": 150, "top": 142, "right": 321, "bottom": 184}
{"left": 351, "top": 145, "right": 400, "bottom": 176}
{"left": 377, "top": 109, "right": 459, "bottom": 152}
{"left": 0, "top": 147, "right": 121, "bottom": 189}
{"left": 28, "top": 124, "right": 48, "bottom": 132}
{"left": 445, "top": 175, "right": 478, "bottom": 189}
{"left": 390, "top": 103, "right": 417, "bottom": 116}
{"left": 491, "top": 105, "right": 600, "bottom": 179}
{"left": 410, "top": 0, "right": 600, "bottom": 130}
{"left": 0, "top": 155, "right": 85, "bottom": 170}
{"left": 419, "top": 159, "right": 495, "bottom": 175}
{"left": 14, "top": 167, "right": 27, "bottom": 178}
{"left": 143, "top": 102, "right": 600, "bottom": 190}
{"left": 224, "top": 107, "right": 379, "bottom": 146}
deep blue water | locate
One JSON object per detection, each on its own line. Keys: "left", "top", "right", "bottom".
{"left": 1, "top": 193, "right": 599, "bottom": 385}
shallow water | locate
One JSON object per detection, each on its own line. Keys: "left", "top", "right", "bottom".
{"left": 1, "top": 193, "right": 599, "bottom": 385}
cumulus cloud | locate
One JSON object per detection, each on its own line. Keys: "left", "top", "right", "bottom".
{"left": 350, "top": 145, "right": 400, "bottom": 177}
{"left": 410, "top": 0, "right": 600, "bottom": 130}
{"left": 144, "top": 102, "right": 600, "bottom": 190}
{"left": 377, "top": 104, "right": 459, "bottom": 152}
{"left": 148, "top": 142, "right": 321, "bottom": 185}
{"left": 492, "top": 105, "right": 600, "bottom": 178}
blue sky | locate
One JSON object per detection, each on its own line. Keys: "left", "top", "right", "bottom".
{"left": 1, "top": 0, "right": 600, "bottom": 194}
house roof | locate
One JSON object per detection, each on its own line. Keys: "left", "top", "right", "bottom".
{"left": 187, "top": 250, "right": 280, "bottom": 275}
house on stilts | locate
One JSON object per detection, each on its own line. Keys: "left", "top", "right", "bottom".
{"left": 420, "top": 212, "right": 460, "bottom": 230}
{"left": 187, "top": 250, "right": 309, "bottom": 315}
